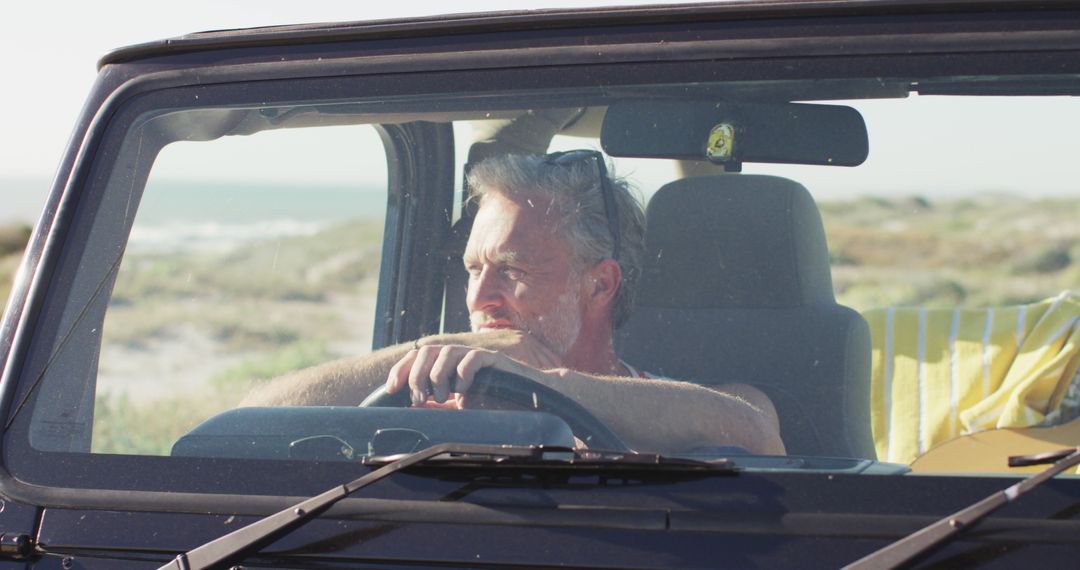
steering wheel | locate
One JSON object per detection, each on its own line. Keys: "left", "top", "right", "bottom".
{"left": 360, "top": 367, "right": 630, "bottom": 452}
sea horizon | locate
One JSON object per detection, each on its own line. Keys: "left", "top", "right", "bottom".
{"left": 2, "top": 177, "right": 387, "bottom": 227}
{"left": 1, "top": 177, "right": 51, "bottom": 226}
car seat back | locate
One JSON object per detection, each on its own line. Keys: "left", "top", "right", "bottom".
{"left": 615, "top": 174, "right": 875, "bottom": 458}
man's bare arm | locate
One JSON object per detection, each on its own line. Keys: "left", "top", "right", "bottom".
{"left": 239, "top": 330, "right": 554, "bottom": 407}
{"left": 540, "top": 368, "right": 785, "bottom": 455}
{"left": 243, "top": 332, "right": 785, "bottom": 455}
{"left": 395, "top": 346, "right": 786, "bottom": 456}
{"left": 239, "top": 342, "right": 413, "bottom": 407}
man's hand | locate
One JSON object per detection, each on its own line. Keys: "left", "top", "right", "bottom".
{"left": 385, "top": 340, "right": 551, "bottom": 407}
{"left": 424, "top": 329, "right": 563, "bottom": 370}
{"left": 385, "top": 329, "right": 562, "bottom": 408}
{"left": 386, "top": 345, "right": 480, "bottom": 406}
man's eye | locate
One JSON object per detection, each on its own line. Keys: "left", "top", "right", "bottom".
{"left": 501, "top": 267, "right": 525, "bottom": 280}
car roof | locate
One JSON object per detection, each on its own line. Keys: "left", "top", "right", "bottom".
{"left": 98, "top": 0, "right": 1071, "bottom": 68}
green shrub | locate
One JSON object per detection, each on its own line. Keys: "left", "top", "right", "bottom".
{"left": 93, "top": 391, "right": 216, "bottom": 455}
{"left": 210, "top": 340, "right": 333, "bottom": 391}
{"left": 1011, "top": 245, "right": 1072, "bottom": 275}
{"left": 0, "top": 224, "right": 31, "bottom": 257}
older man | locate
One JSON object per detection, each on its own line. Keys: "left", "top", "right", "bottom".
{"left": 243, "top": 151, "right": 784, "bottom": 455}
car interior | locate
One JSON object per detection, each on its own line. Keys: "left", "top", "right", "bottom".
{"left": 436, "top": 101, "right": 877, "bottom": 458}
{"left": 164, "top": 98, "right": 878, "bottom": 461}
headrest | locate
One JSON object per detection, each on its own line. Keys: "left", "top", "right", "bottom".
{"left": 636, "top": 175, "right": 834, "bottom": 309}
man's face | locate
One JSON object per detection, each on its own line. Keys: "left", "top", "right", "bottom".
{"left": 463, "top": 190, "right": 587, "bottom": 358}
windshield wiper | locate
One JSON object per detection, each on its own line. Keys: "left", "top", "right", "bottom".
{"left": 362, "top": 446, "right": 735, "bottom": 471}
{"left": 843, "top": 446, "right": 1080, "bottom": 570}
{"left": 158, "top": 443, "right": 537, "bottom": 570}
{"left": 158, "top": 444, "right": 735, "bottom": 570}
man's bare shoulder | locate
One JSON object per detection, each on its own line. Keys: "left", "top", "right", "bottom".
{"left": 707, "top": 383, "right": 781, "bottom": 434}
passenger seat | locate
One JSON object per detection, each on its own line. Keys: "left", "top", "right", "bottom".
{"left": 615, "top": 174, "right": 875, "bottom": 459}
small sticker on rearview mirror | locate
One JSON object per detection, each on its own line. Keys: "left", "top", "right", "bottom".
{"left": 706, "top": 123, "right": 735, "bottom": 161}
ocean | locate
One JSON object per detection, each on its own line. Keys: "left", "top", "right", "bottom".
{"left": 2, "top": 178, "right": 388, "bottom": 254}
{"left": 1, "top": 177, "right": 51, "bottom": 225}
{"left": 132, "top": 181, "right": 387, "bottom": 253}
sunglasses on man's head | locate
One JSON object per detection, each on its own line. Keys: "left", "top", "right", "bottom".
{"left": 544, "top": 149, "right": 620, "bottom": 262}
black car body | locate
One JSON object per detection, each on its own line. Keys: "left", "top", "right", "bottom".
{"left": 2, "top": 1, "right": 1080, "bottom": 568}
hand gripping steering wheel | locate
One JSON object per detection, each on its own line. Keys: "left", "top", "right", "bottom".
{"left": 360, "top": 367, "right": 630, "bottom": 452}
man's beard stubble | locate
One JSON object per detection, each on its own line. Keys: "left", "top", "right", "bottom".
{"left": 469, "top": 287, "right": 583, "bottom": 360}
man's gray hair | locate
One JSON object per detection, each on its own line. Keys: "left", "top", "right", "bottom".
{"left": 466, "top": 152, "right": 646, "bottom": 329}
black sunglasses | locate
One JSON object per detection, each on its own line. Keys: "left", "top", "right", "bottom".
{"left": 544, "top": 150, "right": 621, "bottom": 262}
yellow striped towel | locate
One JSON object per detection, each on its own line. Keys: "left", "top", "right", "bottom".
{"left": 864, "top": 291, "right": 1080, "bottom": 464}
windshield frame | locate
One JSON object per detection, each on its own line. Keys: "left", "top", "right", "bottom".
{"left": 3, "top": 7, "right": 1080, "bottom": 518}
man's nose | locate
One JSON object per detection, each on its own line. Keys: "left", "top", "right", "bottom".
{"left": 466, "top": 267, "right": 505, "bottom": 312}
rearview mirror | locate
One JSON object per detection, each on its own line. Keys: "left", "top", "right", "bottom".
{"left": 601, "top": 100, "right": 868, "bottom": 167}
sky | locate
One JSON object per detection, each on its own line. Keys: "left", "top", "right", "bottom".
{"left": 2, "top": 1, "right": 1076, "bottom": 223}
{"left": 0, "top": 0, "right": 687, "bottom": 223}
{"left": 4, "top": 1, "right": 672, "bottom": 179}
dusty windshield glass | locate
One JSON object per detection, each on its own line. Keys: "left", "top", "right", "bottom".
{"left": 20, "top": 77, "right": 1080, "bottom": 479}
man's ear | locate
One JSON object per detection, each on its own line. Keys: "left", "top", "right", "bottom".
{"left": 585, "top": 258, "right": 622, "bottom": 310}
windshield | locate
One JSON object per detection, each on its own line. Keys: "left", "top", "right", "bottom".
{"left": 8, "top": 59, "right": 1080, "bottom": 494}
